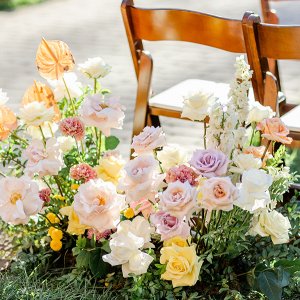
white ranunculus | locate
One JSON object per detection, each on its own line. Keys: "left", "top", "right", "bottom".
{"left": 57, "top": 136, "right": 76, "bottom": 153}
{"left": 156, "top": 145, "right": 187, "bottom": 171}
{"left": 181, "top": 91, "right": 215, "bottom": 121}
{"left": 248, "top": 210, "right": 291, "bottom": 244}
{"left": 48, "top": 72, "right": 83, "bottom": 101}
{"left": 0, "top": 88, "right": 9, "bottom": 105}
{"left": 0, "top": 176, "right": 43, "bottom": 225}
{"left": 230, "top": 153, "right": 262, "bottom": 174}
{"left": 235, "top": 169, "right": 273, "bottom": 213}
{"left": 247, "top": 101, "right": 274, "bottom": 124}
{"left": 78, "top": 57, "right": 111, "bottom": 79}
{"left": 19, "top": 102, "right": 55, "bottom": 127}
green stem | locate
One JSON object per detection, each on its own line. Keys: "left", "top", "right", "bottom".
{"left": 62, "top": 76, "right": 76, "bottom": 114}
{"left": 153, "top": 150, "right": 164, "bottom": 173}
{"left": 11, "top": 133, "right": 28, "bottom": 145}
{"left": 54, "top": 176, "right": 64, "bottom": 197}
{"left": 0, "top": 170, "right": 6, "bottom": 177}
{"left": 39, "top": 126, "right": 46, "bottom": 146}
{"left": 98, "top": 130, "right": 102, "bottom": 160}
{"left": 203, "top": 122, "right": 207, "bottom": 149}
{"left": 261, "top": 140, "right": 271, "bottom": 162}
{"left": 249, "top": 124, "right": 256, "bottom": 146}
{"left": 94, "top": 78, "right": 97, "bottom": 94}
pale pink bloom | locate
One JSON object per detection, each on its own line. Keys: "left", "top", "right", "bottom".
{"left": 70, "top": 163, "right": 97, "bottom": 183}
{"left": 189, "top": 149, "right": 229, "bottom": 178}
{"left": 166, "top": 165, "right": 199, "bottom": 186}
{"left": 39, "top": 188, "right": 51, "bottom": 203}
{"left": 24, "top": 138, "right": 63, "bottom": 178}
{"left": 0, "top": 176, "right": 43, "bottom": 225}
{"left": 130, "top": 198, "right": 154, "bottom": 219}
{"left": 150, "top": 211, "right": 190, "bottom": 241}
{"left": 87, "top": 228, "right": 112, "bottom": 240}
{"left": 79, "top": 94, "right": 125, "bottom": 136}
{"left": 160, "top": 180, "right": 197, "bottom": 218}
{"left": 131, "top": 126, "right": 166, "bottom": 155}
{"left": 73, "top": 179, "right": 125, "bottom": 232}
{"left": 243, "top": 145, "right": 272, "bottom": 167}
{"left": 118, "top": 155, "right": 165, "bottom": 203}
{"left": 59, "top": 117, "right": 85, "bottom": 141}
{"left": 257, "top": 117, "right": 292, "bottom": 144}
{"left": 199, "top": 177, "right": 237, "bottom": 211}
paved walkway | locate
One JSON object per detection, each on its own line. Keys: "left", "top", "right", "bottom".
{"left": 0, "top": 0, "right": 300, "bottom": 156}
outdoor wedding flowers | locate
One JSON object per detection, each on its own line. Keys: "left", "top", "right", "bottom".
{"left": 0, "top": 40, "right": 299, "bottom": 300}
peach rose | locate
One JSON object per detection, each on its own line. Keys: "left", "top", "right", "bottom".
{"left": 243, "top": 146, "right": 272, "bottom": 167}
{"left": 0, "top": 105, "right": 17, "bottom": 141}
{"left": 257, "top": 117, "right": 292, "bottom": 144}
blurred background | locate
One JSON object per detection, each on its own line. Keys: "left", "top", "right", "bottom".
{"left": 0, "top": 0, "right": 300, "bottom": 157}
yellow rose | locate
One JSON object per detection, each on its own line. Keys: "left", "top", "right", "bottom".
{"left": 50, "top": 239, "right": 62, "bottom": 251}
{"left": 94, "top": 155, "right": 124, "bottom": 185}
{"left": 59, "top": 205, "right": 90, "bottom": 235}
{"left": 160, "top": 244, "right": 202, "bottom": 288}
{"left": 50, "top": 229, "right": 63, "bottom": 240}
{"left": 46, "top": 212, "right": 60, "bottom": 224}
{"left": 163, "top": 236, "right": 188, "bottom": 247}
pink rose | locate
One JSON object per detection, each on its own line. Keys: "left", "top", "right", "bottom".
{"left": 119, "top": 155, "right": 165, "bottom": 203}
{"left": 165, "top": 164, "right": 199, "bottom": 186}
{"left": 257, "top": 117, "right": 292, "bottom": 144}
{"left": 160, "top": 180, "right": 197, "bottom": 218}
{"left": 200, "top": 177, "right": 237, "bottom": 211}
{"left": 189, "top": 149, "right": 229, "bottom": 178}
{"left": 130, "top": 198, "right": 154, "bottom": 219}
{"left": 150, "top": 211, "right": 190, "bottom": 241}
{"left": 131, "top": 126, "right": 166, "bottom": 155}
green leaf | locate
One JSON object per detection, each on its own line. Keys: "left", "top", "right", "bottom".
{"left": 100, "top": 239, "right": 110, "bottom": 253}
{"left": 75, "top": 250, "right": 90, "bottom": 268}
{"left": 89, "top": 248, "right": 110, "bottom": 278}
{"left": 105, "top": 136, "right": 120, "bottom": 150}
{"left": 274, "top": 259, "right": 300, "bottom": 275}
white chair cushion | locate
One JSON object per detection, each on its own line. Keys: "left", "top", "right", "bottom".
{"left": 281, "top": 105, "right": 300, "bottom": 132}
{"left": 149, "top": 79, "right": 255, "bottom": 111}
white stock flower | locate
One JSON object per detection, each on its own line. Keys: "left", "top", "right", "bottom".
{"left": 0, "top": 176, "right": 43, "bottom": 225}
{"left": 248, "top": 210, "right": 291, "bottom": 244}
{"left": 235, "top": 169, "right": 273, "bottom": 213}
{"left": 181, "top": 91, "right": 215, "bottom": 121}
{"left": 0, "top": 88, "right": 9, "bottom": 105}
{"left": 48, "top": 72, "right": 83, "bottom": 100}
{"left": 247, "top": 101, "right": 274, "bottom": 124}
{"left": 156, "top": 145, "right": 187, "bottom": 171}
{"left": 78, "top": 57, "right": 111, "bottom": 79}
{"left": 230, "top": 153, "right": 262, "bottom": 174}
{"left": 19, "top": 102, "right": 55, "bottom": 127}
{"left": 57, "top": 136, "right": 76, "bottom": 152}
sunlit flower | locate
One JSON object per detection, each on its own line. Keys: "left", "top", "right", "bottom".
{"left": 78, "top": 57, "right": 111, "bottom": 79}
{"left": 59, "top": 117, "right": 85, "bottom": 141}
{"left": 0, "top": 105, "right": 17, "bottom": 141}
{"left": 156, "top": 145, "right": 187, "bottom": 171}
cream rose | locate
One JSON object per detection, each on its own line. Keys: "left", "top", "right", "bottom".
{"left": 229, "top": 153, "right": 262, "bottom": 174}
{"left": 78, "top": 57, "right": 111, "bottom": 79}
{"left": 156, "top": 145, "right": 187, "bottom": 171}
{"left": 247, "top": 101, "right": 274, "bottom": 124}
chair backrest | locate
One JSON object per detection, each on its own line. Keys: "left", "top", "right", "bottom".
{"left": 121, "top": 0, "right": 251, "bottom": 89}
{"left": 243, "top": 12, "right": 300, "bottom": 103}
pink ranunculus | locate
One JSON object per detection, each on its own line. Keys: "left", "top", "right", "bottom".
{"left": 39, "top": 188, "right": 51, "bottom": 203}
{"left": 73, "top": 179, "right": 125, "bottom": 232}
{"left": 130, "top": 198, "right": 154, "bottom": 219}
{"left": 200, "top": 177, "right": 237, "bottom": 211}
{"left": 59, "top": 117, "right": 85, "bottom": 141}
{"left": 166, "top": 164, "right": 199, "bottom": 186}
{"left": 150, "top": 211, "right": 190, "bottom": 241}
{"left": 70, "top": 163, "right": 97, "bottom": 183}
{"left": 189, "top": 149, "right": 229, "bottom": 178}
{"left": 160, "top": 180, "right": 197, "bottom": 218}
{"left": 257, "top": 117, "right": 292, "bottom": 144}
{"left": 131, "top": 126, "right": 166, "bottom": 155}
{"left": 118, "top": 155, "right": 165, "bottom": 203}
{"left": 79, "top": 94, "right": 125, "bottom": 136}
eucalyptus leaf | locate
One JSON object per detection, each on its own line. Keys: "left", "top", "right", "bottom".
{"left": 105, "top": 136, "right": 120, "bottom": 150}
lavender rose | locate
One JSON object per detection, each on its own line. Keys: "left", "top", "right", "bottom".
{"left": 189, "top": 149, "right": 229, "bottom": 178}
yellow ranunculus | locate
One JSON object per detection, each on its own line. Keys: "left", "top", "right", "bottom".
{"left": 160, "top": 244, "right": 202, "bottom": 288}
{"left": 59, "top": 205, "right": 90, "bottom": 235}
{"left": 163, "top": 236, "right": 188, "bottom": 247}
{"left": 46, "top": 212, "right": 60, "bottom": 224}
{"left": 94, "top": 155, "right": 125, "bottom": 185}
{"left": 50, "top": 239, "right": 62, "bottom": 251}
{"left": 50, "top": 229, "right": 63, "bottom": 240}
{"left": 123, "top": 207, "right": 135, "bottom": 219}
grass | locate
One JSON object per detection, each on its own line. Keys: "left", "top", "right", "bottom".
{"left": 0, "top": 269, "right": 119, "bottom": 300}
{"left": 0, "top": 0, "right": 44, "bottom": 10}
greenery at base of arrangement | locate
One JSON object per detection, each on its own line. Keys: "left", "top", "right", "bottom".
{"left": 0, "top": 0, "right": 44, "bottom": 10}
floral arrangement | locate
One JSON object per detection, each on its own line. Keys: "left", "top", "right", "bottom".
{"left": 0, "top": 40, "right": 299, "bottom": 300}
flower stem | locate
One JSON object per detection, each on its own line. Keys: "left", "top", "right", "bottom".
{"left": 203, "top": 122, "right": 207, "bottom": 149}
{"left": 54, "top": 175, "right": 64, "bottom": 197}
{"left": 249, "top": 123, "right": 256, "bottom": 146}
{"left": 39, "top": 126, "right": 46, "bottom": 146}
{"left": 62, "top": 76, "right": 76, "bottom": 114}
{"left": 98, "top": 130, "right": 102, "bottom": 160}
{"left": 261, "top": 140, "right": 271, "bottom": 162}
{"left": 94, "top": 78, "right": 97, "bottom": 94}
{"left": 11, "top": 132, "right": 28, "bottom": 145}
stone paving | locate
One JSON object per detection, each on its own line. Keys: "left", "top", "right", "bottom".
{"left": 0, "top": 0, "right": 300, "bottom": 157}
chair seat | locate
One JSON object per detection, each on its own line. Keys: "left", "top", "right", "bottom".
{"left": 281, "top": 105, "right": 300, "bottom": 132}
{"left": 149, "top": 79, "right": 255, "bottom": 111}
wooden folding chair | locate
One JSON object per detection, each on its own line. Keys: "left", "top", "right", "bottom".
{"left": 242, "top": 12, "right": 300, "bottom": 146}
{"left": 121, "top": 0, "right": 260, "bottom": 138}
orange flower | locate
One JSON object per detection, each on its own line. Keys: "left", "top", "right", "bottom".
{"left": 36, "top": 38, "right": 75, "bottom": 80}
{"left": 22, "top": 81, "right": 60, "bottom": 121}
{"left": 257, "top": 117, "right": 292, "bottom": 144}
{"left": 0, "top": 105, "right": 17, "bottom": 141}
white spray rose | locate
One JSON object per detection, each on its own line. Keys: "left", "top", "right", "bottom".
{"left": 247, "top": 101, "right": 274, "bottom": 124}
{"left": 230, "top": 153, "right": 262, "bottom": 174}
{"left": 78, "top": 57, "right": 111, "bottom": 79}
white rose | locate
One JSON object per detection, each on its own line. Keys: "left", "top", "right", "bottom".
{"left": 156, "top": 145, "right": 187, "bottom": 171}
{"left": 181, "top": 91, "right": 215, "bottom": 121}
{"left": 235, "top": 169, "right": 273, "bottom": 213}
{"left": 19, "top": 102, "right": 55, "bottom": 127}
{"left": 78, "top": 57, "right": 111, "bottom": 79}
{"left": 248, "top": 210, "right": 291, "bottom": 244}
{"left": 230, "top": 153, "right": 262, "bottom": 174}
{"left": 57, "top": 136, "right": 76, "bottom": 152}
{"left": 122, "top": 251, "right": 153, "bottom": 277}
{"left": 0, "top": 88, "right": 9, "bottom": 105}
{"left": 247, "top": 101, "right": 274, "bottom": 124}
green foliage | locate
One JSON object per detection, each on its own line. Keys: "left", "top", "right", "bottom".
{"left": 0, "top": 0, "right": 44, "bottom": 10}
{"left": 105, "top": 136, "right": 120, "bottom": 150}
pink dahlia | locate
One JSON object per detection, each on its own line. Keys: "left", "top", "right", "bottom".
{"left": 70, "top": 163, "right": 97, "bottom": 182}
{"left": 39, "top": 188, "right": 51, "bottom": 203}
{"left": 166, "top": 165, "right": 199, "bottom": 186}
{"left": 59, "top": 117, "right": 85, "bottom": 141}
